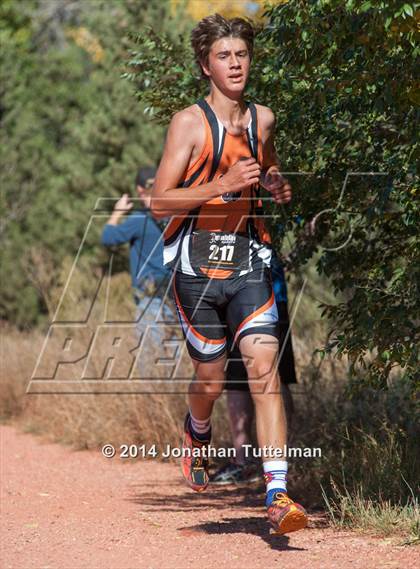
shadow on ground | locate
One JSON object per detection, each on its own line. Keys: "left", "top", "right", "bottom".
{"left": 177, "top": 517, "right": 306, "bottom": 551}
{"left": 127, "top": 478, "right": 265, "bottom": 512}
{"left": 127, "top": 479, "right": 311, "bottom": 551}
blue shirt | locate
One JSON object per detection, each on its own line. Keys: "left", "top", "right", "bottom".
{"left": 271, "top": 254, "right": 288, "bottom": 304}
{"left": 101, "top": 211, "right": 170, "bottom": 292}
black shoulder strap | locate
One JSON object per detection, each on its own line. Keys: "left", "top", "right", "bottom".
{"left": 246, "top": 102, "right": 258, "bottom": 160}
{"left": 196, "top": 99, "right": 225, "bottom": 182}
{"left": 244, "top": 102, "right": 262, "bottom": 240}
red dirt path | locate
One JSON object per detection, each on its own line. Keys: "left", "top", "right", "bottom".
{"left": 1, "top": 425, "right": 418, "bottom": 569}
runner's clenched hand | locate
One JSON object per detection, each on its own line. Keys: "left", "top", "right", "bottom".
{"left": 218, "top": 157, "right": 261, "bottom": 194}
{"left": 260, "top": 168, "right": 292, "bottom": 204}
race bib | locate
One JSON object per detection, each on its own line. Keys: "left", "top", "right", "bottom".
{"left": 190, "top": 230, "right": 250, "bottom": 272}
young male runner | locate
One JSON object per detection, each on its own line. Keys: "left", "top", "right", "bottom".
{"left": 152, "top": 14, "right": 308, "bottom": 535}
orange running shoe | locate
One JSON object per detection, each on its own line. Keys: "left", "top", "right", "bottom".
{"left": 267, "top": 491, "right": 308, "bottom": 535}
{"left": 181, "top": 414, "right": 210, "bottom": 492}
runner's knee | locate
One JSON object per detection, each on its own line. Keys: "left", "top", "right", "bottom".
{"left": 192, "top": 377, "right": 224, "bottom": 400}
{"left": 245, "top": 358, "right": 279, "bottom": 381}
{"left": 192, "top": 359, "right": 225, "bottom": 399}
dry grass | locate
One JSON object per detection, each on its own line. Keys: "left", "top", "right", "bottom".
{"left": 322, "top": 481, "right": 420, "bottom": 544}
{"left": 2, "top": 315, "right": 335, "bottom": 457}
{"left": 0, "top": 323, "right": 42, "bottom": 420}
{"left": 0, "top": 320, "right": 230, "bottom": 454}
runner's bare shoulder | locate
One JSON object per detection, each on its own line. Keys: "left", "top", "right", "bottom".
{"left": 167, "top": 104, "right": 206, "bottom": 167}
{"left": 156, "top": 105, "right": 206, "bottom": 193}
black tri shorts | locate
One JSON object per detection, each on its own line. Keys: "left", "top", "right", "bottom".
{"left": 170, "top": 267, "right": 280, "bottom": 363}
{"left": 224, "top": 301, "right": 297, "bottom": 390}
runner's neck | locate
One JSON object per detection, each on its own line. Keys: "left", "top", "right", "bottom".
{"left": 204, "top": 95, "right": 251, "bottom": 136}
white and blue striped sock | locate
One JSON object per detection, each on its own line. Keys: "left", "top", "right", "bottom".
{"left": 189, "top": 411, "right": 211, "bottom": 441}
{"left": 263, "top": 460, "right": 288, "bottom": 505}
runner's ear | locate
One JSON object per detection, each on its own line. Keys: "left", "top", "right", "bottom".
{"left": 200, "top": 58, "right": 211, "bottom": 78}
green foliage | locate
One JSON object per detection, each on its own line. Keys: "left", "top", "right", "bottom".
{"left": 126, "top": 0, "right": 419, "bottom": 391}
{"left": 124, "top": 25, "right": 204, "bottom": 122}
{"left": 1, "top": 0, "right": 183, "bottom": 326}
{"left": 260, "top": 0, "right": 419, "bottom": 392}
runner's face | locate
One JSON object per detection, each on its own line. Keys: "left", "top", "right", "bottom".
{"left": 203, "top": 37, "right": 250, "bottom": 94}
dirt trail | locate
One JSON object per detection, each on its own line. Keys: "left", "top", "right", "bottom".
{"left": 1, "top": 425, "right": 418, "bottom": 569}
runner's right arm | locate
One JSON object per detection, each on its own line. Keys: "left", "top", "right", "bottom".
{"left": 151, "top": 109, "right": 261, "bottom": 219}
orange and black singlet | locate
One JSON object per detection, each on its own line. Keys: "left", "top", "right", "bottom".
{"left": 163, "top": 99, "right": 273, "bottom": 279}
{"left": 165, "top": 100, "right": 280, "bottom": 363}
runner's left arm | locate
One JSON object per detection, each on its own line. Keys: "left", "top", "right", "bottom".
{"left": 261, "top": 108, "right": 280, "bottom": 175}
{"left": 260, "top": 107, "right": 292, "bottom": 204}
